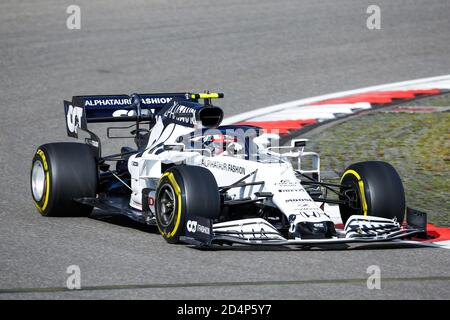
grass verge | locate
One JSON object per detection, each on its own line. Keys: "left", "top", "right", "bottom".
{"left": 306, "top": 94, "right": 450, "bottom": 226}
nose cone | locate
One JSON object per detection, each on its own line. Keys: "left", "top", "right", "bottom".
{"left": 292, "top": 221, "right": 337, "bottom": 239}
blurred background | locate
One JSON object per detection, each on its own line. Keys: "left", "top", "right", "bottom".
{"left": 0, "top": 0, "right": 449, "bottom": 299}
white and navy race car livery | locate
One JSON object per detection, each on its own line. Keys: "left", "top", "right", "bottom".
{"left": 31, "top": 92, "right": 426, "bottom": 247}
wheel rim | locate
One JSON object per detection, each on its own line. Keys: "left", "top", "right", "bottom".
{"left": 31, "top": 160, "right": 46, "bottom": 202}
{"left": 157, "top": 184, "right": 177, "bottom": 227}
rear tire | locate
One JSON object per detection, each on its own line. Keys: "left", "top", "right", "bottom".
{"left": 339, "top": 161, "right": 405, "bottom": 224}
{"left": 155, "top": 165, "right": 220, "bottom": 244}
{"left": 30, "top": 143, "right": 98, "bottom": 217}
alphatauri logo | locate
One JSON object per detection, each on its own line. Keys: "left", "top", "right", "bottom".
{"left": 186, "top": 220, "right": 198, "bottom": 232}
{"left": 66, "top": 105, "right": 83, "bottom": 134}
{"left": 186, "top": 220, "right": 210, "bottom": 235}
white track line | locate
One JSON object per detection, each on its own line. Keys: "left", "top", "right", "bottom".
{"left": 223, "top": 74, "right": 450, "bottom": 125}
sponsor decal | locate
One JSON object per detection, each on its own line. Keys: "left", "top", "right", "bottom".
{"left": 64, "top": 101, "right": 87, "bottom": 138}
{"left": 201, "top": 158, "right": 246, "bottom": 175}
{"left": 141, "top": 189, "right": 156, "bottom": 215}
{"left": 285, "top": 198, "right": 313, "bottom": 203}
{"left": 276, "top": 180, "right": 302, "bottom": 187}
{"left": 84, "top": 97, "right": 172, "bottom": 107}
{"left": 142, "top": 97, "right": 172, "bottom": 105}
{"left": 186, "top": 220, "right": 211, "bottom": 235}
{"left": 186, "top": 220, "right": 197, "bottom": 232}
{"left": 278, "top": 188, "right": 307, "bottom": 193}
{"left": 66, "top": 104, "right": 84, "bottom": 134}
{"left": 85, "top": 98, "right": 129, "bottom": 107}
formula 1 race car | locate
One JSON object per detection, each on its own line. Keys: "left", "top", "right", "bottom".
{"left": 30, "top": 92, "right": 426, "bottom": 247}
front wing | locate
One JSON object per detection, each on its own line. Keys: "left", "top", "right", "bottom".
{"left": 180, "top": 216, "right": 425, "bottom": 247}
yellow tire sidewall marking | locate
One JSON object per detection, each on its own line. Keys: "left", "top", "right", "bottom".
{"left": 34, "top": 149, "right": 50, "bottom": 214}
{"left": 340, "top": 169, "right": 368, "bottom": 216}
{"left": 158, "top": 172, "right": 183, "bottom": 238}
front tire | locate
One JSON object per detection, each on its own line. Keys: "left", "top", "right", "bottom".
{"left": 155, "top": 165, "right": 220, "bottom": 244}
{"left": 31, "top": 143, "right": 98, "bottom": 217}
{"left": 339, "top": 161, "right": 405, "bottom": 224}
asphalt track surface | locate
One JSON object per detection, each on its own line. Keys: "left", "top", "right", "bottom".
{"left": 1, "top": 0, "right": 449, "bottom": 299}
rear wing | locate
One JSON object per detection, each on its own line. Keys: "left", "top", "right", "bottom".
{"left": 69, "top": 92, "right": 194, "bottom": 123}
{"left": 63, "top": 92, "right": 224, "bottom": 155}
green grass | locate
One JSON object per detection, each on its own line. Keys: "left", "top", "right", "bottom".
{"left": 307, "top": 96, "right": 450, "bottom": 226}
